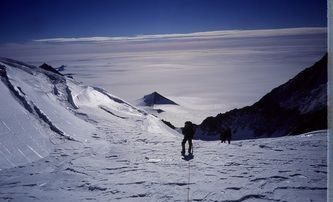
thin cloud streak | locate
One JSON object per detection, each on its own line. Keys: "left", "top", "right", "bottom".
{"left": 33, "top": 27, "right": 327, "bottom": 43}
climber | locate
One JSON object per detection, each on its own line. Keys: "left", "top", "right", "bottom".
{"left": 181, "top": 121, "right": 195, "bottom": 155}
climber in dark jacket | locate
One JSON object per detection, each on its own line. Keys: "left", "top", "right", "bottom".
{"left": 181, "top": 121, "right": 195, "bottom": 155}
{"left": 220, "top": 126, "right": 232, "bottom": 144}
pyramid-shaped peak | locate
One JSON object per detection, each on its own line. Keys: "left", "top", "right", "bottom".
{"left": 141, "top": 92, "right": 178, "bottom": 106}
{"left": 151, "top": 91, "right": 160, "bottom": 96}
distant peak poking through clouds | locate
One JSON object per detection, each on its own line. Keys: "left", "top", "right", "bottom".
{"left": 138, "top": 92, "right": 178, "bottom": 106}
{"left": 33, "top": 27, "right": 327, "bottom": 43}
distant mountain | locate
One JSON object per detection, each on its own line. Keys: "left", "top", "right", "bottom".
{"left": 39, "top": 63, "right": 63, "bottom": 75}
{"left": 56, "top": 65, "right": 66, "bottom": 72}
{"left": 197, "top": 54, "right": 327, "bottom": 140}
{"left": 137, "top": 91, "right": 178, "bottom": 106}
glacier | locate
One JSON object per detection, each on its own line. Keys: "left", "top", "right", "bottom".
{"left": 0, "top": 58, "right": 327, "bottom": 201}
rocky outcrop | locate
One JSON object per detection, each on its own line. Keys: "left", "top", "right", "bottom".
{"left": 197, "top": 54, "right": 327, "bottom": 140}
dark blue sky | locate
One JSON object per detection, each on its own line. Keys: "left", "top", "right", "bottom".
{"left": 0, "top": 0, "right": 327, "bottom": 43}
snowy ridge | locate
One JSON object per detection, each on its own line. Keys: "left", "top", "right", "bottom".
{"left": 0, "top": 58, "right": 170, "bottom": 170}
{"left": 0, "top": 58, "right": 95, "bottom": 142}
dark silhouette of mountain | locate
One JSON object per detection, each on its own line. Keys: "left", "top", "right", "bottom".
{"left": 197, "top": 54, "right": 327, "bottom": 140}
{"left": 56, "top": 65, "right": 66, "bottom": 72}
{"left": 39, "top": 63, "right": 63, "bottom": 76}
{"left": 138, "top": 91, "right": 178, "bottom": 106}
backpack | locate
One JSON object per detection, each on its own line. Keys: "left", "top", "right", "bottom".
{"left": 182, "top": 123, "right": 195, "bottom": 139}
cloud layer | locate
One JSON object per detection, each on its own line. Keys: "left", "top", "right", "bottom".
{"left": 0, "top": 27, "right": 327, "bottom": 124}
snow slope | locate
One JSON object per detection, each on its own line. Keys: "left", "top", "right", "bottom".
{"left": 0, "top": 58, "right": 327, "bottom": 201}
{"left": 0, "top": 128, "right": 327, "bottom": 201}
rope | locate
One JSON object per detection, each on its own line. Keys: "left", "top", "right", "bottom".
{"left": 187, "top": 159, "right": 191, "bottom": 202}
{"left": 187, "top": 142, "right": 193, "bottom": 202}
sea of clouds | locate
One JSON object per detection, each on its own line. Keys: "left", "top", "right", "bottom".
{"left": 0, "top": 27, "right": 327, "bottom": 124}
